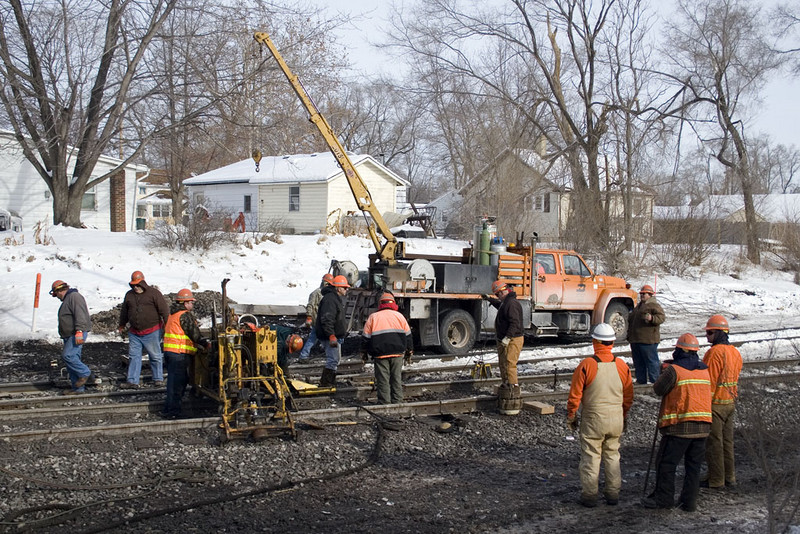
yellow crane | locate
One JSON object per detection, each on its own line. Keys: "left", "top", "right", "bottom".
{"left": 253, "top": 31, "right": 399, "bottom": 265}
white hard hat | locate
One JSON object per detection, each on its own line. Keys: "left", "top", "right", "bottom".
{"left": 591, "top": 323, "right": 616, "bottom": 341}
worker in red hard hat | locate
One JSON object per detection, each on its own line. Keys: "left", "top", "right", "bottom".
{"left": 483, "top": 279, "right": 524, "bottom": 415}
{"left": 118, "top": 271, "right": 170, "bottom": 390}
{"left": 567, "top": 323, "right": 634, "bottom": 507}
{"left": 315, "top": 274, "right": 350, "bottom": 387}
{"left": 50, "top": 280, "right": 93, "bottom": 395}
{"left": 643, "top": 333, "right": 712, "bottom": 512}
{"left": 701, "top": 314, "right": 742, "bottom": 490}
{"left": 162, "top": 288, "right": 207, "bottom": 419}
{"left": 360, "top": 292, "right": 413, "bottom": 404}
{"left": 298, "top": 273, "right": 335, "bottom": 361}
{"left": 627, "top": 284, "right": 666, "bottom": 384}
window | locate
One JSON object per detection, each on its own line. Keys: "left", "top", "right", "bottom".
{"left": 137, "top": 206, "right": 147, "bottom": 217}
{"left": 534, "top": 253, "right": 557, "bottom": 274}
{"left": 153, "top": 204, "right": 171, "bottom": 218}
{"left": 81, "top": 187, "right": 96, "bottom": 211}
{"left": 530, "top": 193, "right": 551, "bottom": 213}
{"left": 289, "top": 186, "right": 300, "bottom": 211}
{"left": 244, "top": 195, "right": 252, "bottom": 213}
{"left": 562, "top": 255, "right": 592, "bottom": 277}
{"left": 138, "top": 186, "right": 147, "bottom": 195}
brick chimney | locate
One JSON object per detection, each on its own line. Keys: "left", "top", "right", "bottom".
{"left": 109, "top": 170, "right": 126, "bottom": 232}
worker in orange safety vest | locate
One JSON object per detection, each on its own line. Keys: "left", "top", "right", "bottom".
{"left": 643, "top": 333, "right": 712, "bottom": 512}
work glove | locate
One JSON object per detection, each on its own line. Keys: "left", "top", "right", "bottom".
{"left": 481, "top": 294, "right": 490, "bottom": 301}
{"left": 360, "top": 351, "right": 369, "bottom": 363}
{"left": 328, "top": 335, "right": 338, "bottom": 347}
{"left": 644, "top": 312, "right": 652, "bottom": 323}
{"left": 501, "top": 336, "right": 511, "bottom": 347}
{"left": 404, "top": 350, "right": 413, "bottom": 364}
{"left": 305, "top": 316, "right": 313, "bottom": 326}
{"left": 117, "top": 326, "right": 126, "bottom": 335}
{"left": 74, "top": 331, "right": 85, "bottom": 345}
{"left": 199, "top": 338, "right": 212, "bottom": 351}
{"left": 566, "top": 416, "right": 579, "bottom": 432}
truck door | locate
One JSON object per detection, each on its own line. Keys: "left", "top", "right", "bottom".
{"left": 534, "top": 252, "right": 563, "bottom": 309}
{"left": 560, "top": 254, "right": 599, "bottom": 309}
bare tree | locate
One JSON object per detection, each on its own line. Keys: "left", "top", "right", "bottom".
{"left": 664, "top": 0, "right": 783, "bottom": 264}
{"left": 0, "top": 0, "right": 176, "bottom": 227}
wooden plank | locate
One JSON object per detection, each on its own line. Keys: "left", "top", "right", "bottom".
{"left": 523, "top": 400, "right": 555, "bottom": 415}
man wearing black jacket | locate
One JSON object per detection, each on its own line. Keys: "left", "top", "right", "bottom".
{"left": 485, "top": 280, "right": 524, "bottom": 414}
{"left": 315, "top": 274, "right": 350, "bottom": 387}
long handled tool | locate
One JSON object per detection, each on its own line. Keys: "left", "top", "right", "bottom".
{"left": 642, "top": 397, "right": 666, "bottom": 497}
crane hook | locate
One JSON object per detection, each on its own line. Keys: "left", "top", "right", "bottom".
{"left": 252, "top": 149, "right": 262, "bottom": 172}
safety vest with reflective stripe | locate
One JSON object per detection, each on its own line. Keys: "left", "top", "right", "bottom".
{"left": 362, "top": 308, "right": 412, "bottom": 358}
{"left": 659, "top": 365, "right": 712, "bottom": 428}
{"left": 163, "top": 310, "right": 197, "bottom": 354}
{"left": 702, "top": 344, "right": 742, "bottom": 405}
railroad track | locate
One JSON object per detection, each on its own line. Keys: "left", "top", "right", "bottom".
{"left": 2, "top": 352, "right": 798, "bottom": 440}
{"left": 3, "top": 370, "right": 799, "bottom": 442}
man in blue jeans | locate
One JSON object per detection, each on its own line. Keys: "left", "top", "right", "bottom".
{"left": 315, "top": 275, "right": 350, "bottom": 387}
{"left": 627, "top": 284, "right": 666, "bottom": 384}
{"left": 50, "top": 280, "right": 92, "bottom": 395}
{"left": 118, "top": 271, "right": 169, "bottom": 389}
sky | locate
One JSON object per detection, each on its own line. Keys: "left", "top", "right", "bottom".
{"left": 315, "top": 0, "right": 800, "bottom": 149}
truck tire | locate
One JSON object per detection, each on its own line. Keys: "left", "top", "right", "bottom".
{"left": 604, "top": 302, "right": 629, "bottom": 341}
{"left": 437, "top": 309, "right": 477, "bottom": 355}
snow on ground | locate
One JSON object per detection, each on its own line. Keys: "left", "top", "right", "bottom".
{"left": 0, "top": 226, "right": 466, "bottom": 343}
{"left": 2, "top": 225, "right": 800, "bottom": 356}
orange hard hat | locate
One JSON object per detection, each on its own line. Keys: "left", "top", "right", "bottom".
{"left": 130, "top": 271, "right": 145, "bottom": 286}
{"left": 676, "top": 333, "right": 699, "bottom": 351}
{"left": 176, "top": 288, "right": 195, "bottom": 302}
{"left": 705, "top": 314, "right": 729, "bottom": 332}
{"left": 49, "top": 280, "right": 68, "bottom": 296}
{"left": 331, "top": 275, "right": 350, "bottom": 288}
{"left": 322, "top": 273, "right": 335, "bottom": 285}
{"left": 379, "top": 292, "right": 395, "bottom": 303}
{"left": 639, "top": 284, "right": 655, "bottom": 295}
{"left": 491, "top": 280, "right": 508, "bottom": 294}
{"left": 286, "top": 334, "right": 304, "bottom": 353}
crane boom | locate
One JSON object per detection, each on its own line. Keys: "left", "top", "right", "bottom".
{"left": 253, "top": 31, "right": 399, "bottom": 264}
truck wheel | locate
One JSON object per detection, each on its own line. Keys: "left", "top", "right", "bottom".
{"left": 604, "top": 302, "right": 629, "bottom": 341}
{"left": 438, "top": 309, "right": 477, "bottom": 355}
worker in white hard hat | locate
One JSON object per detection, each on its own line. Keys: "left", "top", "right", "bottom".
{"left": 566, "top": 322, "right": 634, "bottom": 508}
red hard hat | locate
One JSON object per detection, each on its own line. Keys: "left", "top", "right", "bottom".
{"left": 49, "top": 280, "right": 68, "bottom": 296}
{"left": 379, "top": 292, "right": 395, "bottom": 303}
{"left": 322, "top": 273, "right": 335, "bottom": 285}
{"left": 491, "top": 280, "right": 508, "bottom": 294}
{"left": 331, "top": 275, "right": 350, "bottom": 288}
{"left": 130, "top": 271, "right": 145, "bottom": 285}
{"left": 639, "top": 284, "right": 655, "bottom": 295}
{"left": 287, "top": 334, "right": 304, "bottom": 353}
{"left": 705, "top": 314, "right": 729, "bottom": 332}
{"left": 676, "top": 333, "right": 699, "bottom": 351}
{"left": 176, "top": 288, "right": 195, "bottom": 302}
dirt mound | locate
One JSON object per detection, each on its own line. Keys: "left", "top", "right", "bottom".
{"left": 90, "top": 291, "right": 234, "bottom": 334}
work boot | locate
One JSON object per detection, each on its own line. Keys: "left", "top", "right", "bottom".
{"left": 319, "top": 368, "right": 336, "bottom": 387}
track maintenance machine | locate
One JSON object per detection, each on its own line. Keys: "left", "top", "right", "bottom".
{"left": 252, "top": 31, "right": 638, "bottom": 355}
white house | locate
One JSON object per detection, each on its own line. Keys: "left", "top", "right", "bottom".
{"left": 0, "top": 130, "right": 149, "bottom": 231}
{"left": 183, "top": 152, "right": 410, "bottom": 234}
